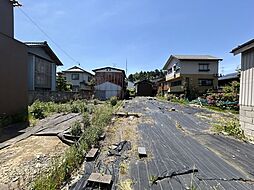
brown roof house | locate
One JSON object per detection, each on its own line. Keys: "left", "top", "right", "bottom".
{"left": 62, "top": 66, "right": 94, "bottom": 92}
{"left": 0, "top": 0, "right": 28, "bottom": 117}
{"left": 25, "top": 42, "right": 63, "bottom": 91}
{"left": 163, "top": 55, "right": 222, "bottom": 99}
{"left": 231, "top": 39, "right": 254, "bottom": 139}
{"left": 135, "top": 79, "right": 154, "bottom": 96}
{"left": 93, "top": 67, "right": 126, "bottom": 100}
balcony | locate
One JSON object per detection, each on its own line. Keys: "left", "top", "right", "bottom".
{"left": 166, "top": 72, "right": 181, "bottom": 81}
{"left": 168, "top": 85, "right": 184, "bottom": 93}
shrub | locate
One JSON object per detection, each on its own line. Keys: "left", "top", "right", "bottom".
{"left": 110, "top": 96, "right": 118, "bottom": 106}
{"left": 29, "top": 101, "right": 46, "bottom": 119}
{"left": 70, "top": 121, "right": 82, "bottom": 137}
{"left": 213, "top": 118, "right": 245, "bottom": 140}
{"left": 83, "top": 112, "right": 91, "bottom": 128}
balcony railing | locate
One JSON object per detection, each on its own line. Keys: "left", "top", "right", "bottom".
{"left": 168, "top": 85, "right": 184, "bottom": 93}
{"left": 166, "top": 72, "right": 181, "bottom": 81}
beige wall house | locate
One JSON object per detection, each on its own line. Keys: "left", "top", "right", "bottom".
{"left": 25, "top": 42, "right": 63, "bottom": 91}
{"left": 0, "top": 0, "right": 28, "bottom": 116}
{"left": 231, "top": 39, "right": 254, "bottom": 138}
{"left": 163, "top": 55, "right": 222, "bottom": 99}
{"left": 63, "top": 66, "right": 94, "bottom": 91}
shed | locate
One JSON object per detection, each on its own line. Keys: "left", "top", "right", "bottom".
{"left": 94, "top": 81, "right": 122, "bottom": 100}
{"left": 135, "top": 79, "right": 154, "bottom": 96}
{"left": 231, "top": 39, "right": 254, "bottom": 139}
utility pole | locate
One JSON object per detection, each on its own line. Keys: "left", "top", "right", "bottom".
{"left": 125, "top": 58, "right": 128, "bottom": 76}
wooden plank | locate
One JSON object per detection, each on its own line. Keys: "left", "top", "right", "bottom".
{"left": 138, "top": 147, "right": 147, "bottom": 157}
{"left": 86, "top": 148, "right": 99, "bottom": 159}
{"left": 88, "top": 173, "right": 112, "bottom": 184}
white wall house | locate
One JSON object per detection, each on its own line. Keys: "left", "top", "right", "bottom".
{"left": 231, "top": 39, "right": 254, "bottom": 138}
{"left": 62, "top": 66, "right": 94, "bottom": 91}
{"left": 25, "top": 42, "right": 63, "bottom": 91}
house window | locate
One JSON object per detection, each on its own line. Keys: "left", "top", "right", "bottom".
{"left": 171, "top": 80, "right": 182, "bottom": 87}
{"left": 199, "top": 63, "right": 210, "bottom": 71}
{"left": 34, "top": 56, "right": 52, "bottom": 89}
{"left": 198, "top": 79, "right": 213, "bottom": 86}
{"left": 168, "top": 68, "right": 173, "bottom": 74}
{"left": 72, "top": 74, "right": 79, "bottom": 80}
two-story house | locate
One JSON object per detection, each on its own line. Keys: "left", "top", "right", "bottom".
{"left": 25, "top": 41, "right": 63, "bottom": 91}
{"left": 62, "top": 66, "right": 94, "bottom": 92}
{"left": 92, "top": 67, "right": 126, "bottom": 100}
{"left": 0, "top": 0, "right": 28, "bottom": 116}
{"left": 163, "top": 55, "right": 222, "bottom": 99}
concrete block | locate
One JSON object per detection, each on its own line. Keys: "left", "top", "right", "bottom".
{"left": 240, "top": 110, "right": 246, "bottom": 116}
{"left": 245, "top": 110, "right": 254, "bottom": 118}
{"left": 241, "top": 106, "right": 253, "bottom": 111}
{"left": 240, "top": 115, "right": 253, "bottom": 124}
{"left": 244, "top": 123, "right": 254, "bottom": 131}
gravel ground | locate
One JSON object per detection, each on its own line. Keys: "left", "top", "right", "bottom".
{"left": 123, "top": 97, "right": 254, "bottom": 190}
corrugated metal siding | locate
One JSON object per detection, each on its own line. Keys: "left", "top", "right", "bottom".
{"left": 240, "top": 49, "right": 254, "bottom": 106}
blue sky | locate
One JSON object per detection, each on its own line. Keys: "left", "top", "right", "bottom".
{"left": 15, "top": 0, "right": 254, "bottom": 75}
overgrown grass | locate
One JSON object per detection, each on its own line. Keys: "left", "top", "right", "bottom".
{"left": 212, "top": 118, "right": 245, "bottom": 140}
{"left": 28, "top": 100, "right": 90, "bottom": 126}
{"left": 118, "top": 179, "right": 133, "bottom": 190}
{"left": 204, "top": 105, "right": 239, "bottom": 114}
{"left": 32, "top": 102, "right": 115, "bottom": 190}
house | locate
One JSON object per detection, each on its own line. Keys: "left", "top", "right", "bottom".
{"left": 155, "top": 77, "right": 169, "bottom": 96}
{"left": 62, "top": 66, "right": 94, "bottom": 92}
{"left": 163, "top": 55, "right": 222, "bottom": 99}
{"left": 0, "top": 0, "right": 28, "bottom": 116}
{"left": 218, "top": 72, "right": 240, "bottom": 87}
{"left": 135, "top": 79, "right": 154, "bottom": 96}
{"left": 231, "top": 39, "right": 254, "bottom": 139}
{"left": 25, "top": 41, "right": 63, "bottom": 91}
{"left": 92, "top": 67, "right": 126, "bottom": 100}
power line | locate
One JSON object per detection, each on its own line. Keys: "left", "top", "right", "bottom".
{"left": 18, "top": 7, "right": 80, "bottom": 65}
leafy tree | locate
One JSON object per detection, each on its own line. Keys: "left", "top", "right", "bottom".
{"left": 127, "top": 69, "right": 166, "bottom": 82}
{"left": 56, "top": 75, "right": 71, "bottom": 91}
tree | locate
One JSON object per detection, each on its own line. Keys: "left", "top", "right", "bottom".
{"left": 56, "top": 75, "right": 70, "bottom": 91}
{"left": 128, "top": 74, "right": 134, "bottom": 82}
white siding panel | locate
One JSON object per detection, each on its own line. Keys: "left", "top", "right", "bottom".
{"left": 241, "top": 50, "right": 254, "bottom": 106}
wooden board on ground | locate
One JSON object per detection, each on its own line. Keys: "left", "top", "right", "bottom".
{"left": 88, "top": 173, "right": 112, "bottom": 184}
{"left": 86, "top": 148, "right": 99, "bottom": 159}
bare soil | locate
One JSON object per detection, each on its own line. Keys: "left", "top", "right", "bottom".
{"left": 0, "top": 136, "right": 68, "bottom": 190}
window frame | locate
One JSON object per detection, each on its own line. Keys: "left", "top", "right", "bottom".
{"left": 71, "top": 73, "right": 80, "bottom": 80}
{"left": 199, "top": 63, "right": 210, "bottom": 72}
{"left": 198, "top": 79, "right": 213, "bottom": 86}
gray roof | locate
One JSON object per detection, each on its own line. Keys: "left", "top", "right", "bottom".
{"left": 63, "top": 66, "right": 93, "bottom": 75}
{"left": 173, "top": 55, "right": 222, "bottom": 61}
{"left": 163, "top": 55, "right": 222, "bottom": 70}
{"left": 231, "top": 39, "right": 254, "bottom": 55}
{"left": 25, "top": 41, "right": 63, "bottom": 66}
{"left": 219, "top": 72, "right": 239, "bottom": 81}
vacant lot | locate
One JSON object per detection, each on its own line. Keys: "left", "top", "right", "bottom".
{"left": 122, "top": 97, "right": 254, "bottom": 190}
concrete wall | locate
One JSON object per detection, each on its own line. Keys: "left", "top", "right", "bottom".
{"left": 0, "top": 0, "right": 14, "bottom": 37}
{"left": 0, "top": 34, "right": 28, "bottom": 116}
{"left": 239, "top": 48, "right": 254, "bottom": 138}
{"left": 29, "top": 90, "right": 92, "bottom": 105}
